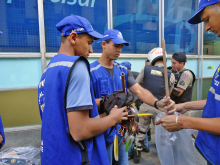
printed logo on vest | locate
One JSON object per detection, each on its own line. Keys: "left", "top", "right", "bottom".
{"left": 151, "top": 70, "right": 163, "bottom": 76}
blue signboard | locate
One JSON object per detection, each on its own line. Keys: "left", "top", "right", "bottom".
{"left": 164, "top": 0, "right": 199, "bottom": 54}
{"left": 113, "top": 0, "right": 159, "bottom": 54}
{"left": 44, "top": 0, "right": 107, "bottom": 53}
{"left": 0, "top": 0, "right": 40, "bottom": 52}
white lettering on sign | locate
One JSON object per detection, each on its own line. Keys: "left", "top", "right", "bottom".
{"left": 7, "top": 0, "right": 96, "bottom": 7}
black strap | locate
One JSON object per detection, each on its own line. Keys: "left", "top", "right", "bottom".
{"left": 108, "top": 126, "right": 115, "bottom": 136}
{"left": 67, "top": 131, "right": 90, "bottom": 165}
{"left": 175, "top": 69, "right": 196, "bottom": 86}
{"left": 64, "top": 56, "right": 91, "bottom": 165}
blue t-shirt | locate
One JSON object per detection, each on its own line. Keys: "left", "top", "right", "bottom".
{"left": 66, "top": 60, "right": 93, "bottom": 111}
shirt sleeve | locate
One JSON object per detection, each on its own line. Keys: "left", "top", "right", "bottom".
{"left": 66, "top": 60, "right": 93, "bottom": 112}
{"left": 176, "top": 71, "right": 193, "bottom": 90}
{"left": 127, "top": 69, "right": 137, "bottom": 88}
{"left": 169, "top": 73, "right": 175, "bottom": 93}
{"left": 136, "top": 66, "right": 145, "bottom": 84}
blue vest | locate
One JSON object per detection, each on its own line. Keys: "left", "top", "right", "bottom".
{"left": 38, "top": 55, "right": 109, "bottom": 165}
{"left": 0, "top": 116, "right": 5, "bottom": 149}
{"left": 90, "top": 60, "right": 128, "bottom": 144}
{"left": 195, "top": 65, "right": 220, "bottom": 165}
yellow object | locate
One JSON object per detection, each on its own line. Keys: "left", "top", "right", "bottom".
{"left": 138, "top": 113, "right": 153, "bottom": 117}
{"left": 114, "top": 134, "right": 119, "bottom": 161}
{"left": 128, "top": 113, "right": 153, "bottom": 117}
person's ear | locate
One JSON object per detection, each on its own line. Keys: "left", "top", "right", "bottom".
{"left": 101, "top": 41, "right": 106, "bottom": 49}
{"left": 69, "top": 32, "right": 78, "bottom": 45}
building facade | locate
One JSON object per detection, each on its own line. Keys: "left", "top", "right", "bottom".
{"left": 0, "top": 0, "right": 219, "bottom": 127}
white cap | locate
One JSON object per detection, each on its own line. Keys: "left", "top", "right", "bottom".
{"left": 148, "top": 47, "right": 167, "bottom": 65}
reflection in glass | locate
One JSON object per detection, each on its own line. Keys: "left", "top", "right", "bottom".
{"left": 44, "top": 0, "right": 107, "bottom": 53}
{"left": 113, "top": 0, "right": 159, "bottom": 54}
{"left": 203, "top": 29, "right": 220, "bottom": 55}
{"left": 0, "top": 0, "right": 40, "bottom": 52}
{"left": 164, "top": 0, "right": 199, "bottom": 55}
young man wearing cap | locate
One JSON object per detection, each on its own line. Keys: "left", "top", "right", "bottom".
{"left": 156, "top": 1, "right": 220, "bottom": 165}
{"left": 170, "top": 53, "right": 195, "bottom": 104}
{"left": 90, "top": 29, "right": 175, "bottom": 165}
{"left": 132, "top": 48, "right": 175, "bottom": 163}
{"left": 38, "top": 15, "right": 128, "bottom": 165}
{"left": 121, "top": 61, "right": 139, "bottom": 79}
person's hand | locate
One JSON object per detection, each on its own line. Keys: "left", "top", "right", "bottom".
{"left": 0, "top": 134, "right": 3, "bottom": 144}
{"left": 173, "top": 103, "right": 188, "bottom": 114}
{"left": 109, "top": 105, "right": 128, "bottom": 124}
{"left": 155, "top": 115, "right": 182, "bottom": 132}
{"left": 157, "top": 96, "right": 176, "bottom": 114}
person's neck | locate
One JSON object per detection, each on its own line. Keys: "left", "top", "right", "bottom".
{"left": 58, "top": 43, "right": 75, "bottom": 56}
{"left": 154, "top": 61, "right": 164, "bottom": 66}
{"left": 178, "top": 66, "right": 185, "bottom": 72}
{"left": 98, "top": 54, "right": 114, "bottom": 69}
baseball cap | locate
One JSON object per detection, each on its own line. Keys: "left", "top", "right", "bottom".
{"left": 0, "top": 31, "right": 3, "bottom": 35}
{"left": 188, "top": 0, "right": 219, "bottom": 24}
{"left": 102, "top": 29, "right": 129, "bottom": 46}
{"left": 56, "top": 14, "right": 103, "bottom": 40}
{"left": 172, "top": 52, "right": 187, "bottom": 63}
{"left": 121, "top": 61, "right": 131, "bottom": 69}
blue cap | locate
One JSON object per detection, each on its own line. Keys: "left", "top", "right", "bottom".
{"left": 102, "top": 29, "right": 129, "bottom": 46}
{"left": 56, "top": 14, "right": 103, "bottom": 40}
{"left": 121, "top": 61, "right": 131, "bottom": 69}
{"left": 0, "top": 31, "right": 2, "bottom": 35}
{"left": 188, "top": 0, "right": 219, "bottom": 24}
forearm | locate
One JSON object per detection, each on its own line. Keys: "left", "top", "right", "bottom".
{"left": 68, "top": 111, "right": 116, "bottom": 142}
{"left": 129, "top": 84, "right": 157, "bottom": 107}
{"left": 183, "top": 100, "right": 207, "bottom": 111}
{"left": 179, "top": 116, "right": 220, "bottom": 135}
{"left": 136, "top": 88, "right": 157, "bottom": 106}
{"left": 78, "top": 115, "right": 116, "bottom": 140}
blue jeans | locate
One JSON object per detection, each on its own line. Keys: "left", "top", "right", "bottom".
{"left": 143, "top": 133, "right": 150, "bottom": 149}
{"left": 118, "top": 136, "right": 128, "bottom": 165}
{"left": 106, "top": 142, "right": 113, "bottom": 165}
{"left": 107, "top": 136, "right": 128, "bottom": 165}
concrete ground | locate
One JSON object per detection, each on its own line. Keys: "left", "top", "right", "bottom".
{"left": 129, "top": 134, "right": 206, "bottom": 165}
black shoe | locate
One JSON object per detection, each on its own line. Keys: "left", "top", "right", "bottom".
{"left": 147, "top": 129, "right": 151, "bottom": 141}
{"left": 142, "top": 146, "right": 150, "bottom": 153}
{"left": 134, "top": 150, "right": 141, "bottom": 164}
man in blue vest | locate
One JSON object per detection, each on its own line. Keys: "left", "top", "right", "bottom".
{"left": 156, "top": 1, "right": 220, "bottom": 165}
{"left": 0, "top": 116, "right": 5, "bottom": 149}
{"left": 90, "top": 29, "right": 175, "bottom": 165}
{"left": 38, "top": 15, "right": 128, "bottom": 165}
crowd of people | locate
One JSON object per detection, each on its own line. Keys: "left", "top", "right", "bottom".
{"left": 38, "top": 0, "right": 220, "bottom": 164}
{"left": 1, "top": 0, "right": 220, "bottom": 165}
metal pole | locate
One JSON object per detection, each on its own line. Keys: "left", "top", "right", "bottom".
{"left": 197, "top": 18, "right": 204, "bottom": 100}
{"left": 38, "top": 0, "right": 46, "bottom": 73}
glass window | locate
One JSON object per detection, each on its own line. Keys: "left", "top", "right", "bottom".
{"left": 113, "top": 0, "right": 159, "bottom": 54}
{"left": 164, "top": 0, "right": 199, "bottom": 54}
{"left": 0, "top": 1, "right": 40, "bottom": 52}
{"left": 203, "top": 30, "right": 220, "bottom": 55}
{"left": 44, "top": 0, "right": 107, "bottom": 53}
